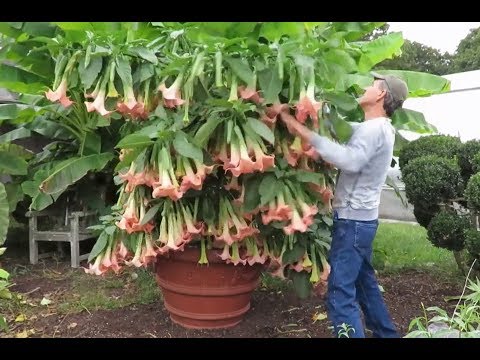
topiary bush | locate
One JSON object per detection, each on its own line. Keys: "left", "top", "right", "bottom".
{"left": 465, "top": 173, "right": 480, "bottom": 212}
{"left": 458, "top": 140, "right": 480, "bottom": 183}
{"left": 399, "top": 134, "right": 462, "bottom": 171}
{"left": 427, "top": 210, "right": 471, "bottom": 251}
{"left": 472, "top": 153, "right": 480, "bottom": 174}
{"left": 465, "top": 228, "right": 480, "bottom": 258}
{"left": 402, "top": 155, "right": 463, "bottom": 207}
{"left": 413, "top": 203, "right": 440, "bottom": 228}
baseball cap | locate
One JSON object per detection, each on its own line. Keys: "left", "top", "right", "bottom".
{"left": 371, "top": 72, "right": 409, "bottom": 103}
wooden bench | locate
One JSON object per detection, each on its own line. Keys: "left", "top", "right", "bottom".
{"left": 26, "top": 210, "right": 97, "bottom": 268}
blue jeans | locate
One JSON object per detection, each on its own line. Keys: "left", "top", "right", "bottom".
{"left": 326, "top": 212, "right": 399, "bottom": 338}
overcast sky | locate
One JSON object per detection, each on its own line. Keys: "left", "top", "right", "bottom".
{"left": 388, "top": 22, "right": 480, "bottom": 54}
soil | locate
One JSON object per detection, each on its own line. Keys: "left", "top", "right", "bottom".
{"left": 0, "top": 255, "right": 463, "bottom": 338}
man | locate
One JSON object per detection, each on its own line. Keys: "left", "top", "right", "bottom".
{"left": 277, "top": 73, "right": 408, "bottom": 338}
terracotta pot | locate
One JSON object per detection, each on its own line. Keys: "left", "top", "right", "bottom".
{"left": 155, "top": 246, "right": 264, "bottom": 329}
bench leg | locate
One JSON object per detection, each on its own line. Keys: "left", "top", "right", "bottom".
{"left": 70, "top": 240, "right": 80, "bottom": 268}
{"left": 29, "top": 216, "right": 38, "bottom": 265}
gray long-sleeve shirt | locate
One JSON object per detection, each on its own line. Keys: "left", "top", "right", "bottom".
{"left": 310, "top": 117, "right": 395, "bottom": 221}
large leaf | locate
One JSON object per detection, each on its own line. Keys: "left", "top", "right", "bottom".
{"left": 0, "top": 81, "right": 46, "bottom": 95}
{"left": 82, "top": 132, "right": 101, "bottom": 155}
{"left": 116, "top": 134, "right": 153, "bottom": 149}
{"left": 259, "top": 22, "right": 304, "bottom": 42}
{"left": 0, "top": 104, "right": 35, "bottom": 121}
{"left": 391, "top": 108, "right": 437, "bottom": 134}
{"left": 78, "top": 55, "right": 103, "bottom": 90}
{"left": 0, "top": 143, "right": 33, "bottom": 160}
{"left": 290, "top": 271, "right": 313, "bottom": 300}
{"left": 26, "top": 117, "right": 73, "bottom": 140}
{"left": 0, "top": 63, "right": 46, "bottom": 88}
{"left": 88, "top": 231, "right": 108, "bottom": 263}
{"left": 386, "top": 175, "right": 408, "bottom": 208}
{"left": 243, "top": 176, "right": 262, "bottom": 213}
{"left": 0, "top": 128, "right": 31, "bottom": 143}
{"left": 53, "top": 22, "right": 94, "bottom": 31}
{"left": 21, "top": 22, "right": 57, "bottom": 37}
{"left": 282, "top": 242, "right": 306, "bottom": 265}
{"left": 128, "top": 47, "right": 158, "bottom": 65}
{"left": 0, "top": 151, "right": 28, "bottom": 175}
{"left": 246, "top": 117, "right": 275, "bottom": 144}
{"left": 258, "top": 174, "right": 278, "bottom": 206}
{"left": 224, "top": 57, "right": 254, "bottom": 86}
{"left": 257, "top": 67, "right": 283, "bottom": 104}
{"left": 193, "top": 116, "right": 223, "bottom": 147}
{"left": 323, "top": 49, "right": 358, "bottom": 73}
{"left": 0, "top": 183, "right": 9, "bottom": 245}
{"left": 173, "top": 132, "right": 203, "bottom": 162}
{"left": 39, "top": 153, "right": 113, "bottom": 195}
{"left": 373, "top": 70, "right": 451, "bottom": 97}
{"left": 358, "top": 32, "right": 404, "bottom": 73}
{"left": 4, "top": 183, "right": 24, "bottom": 213}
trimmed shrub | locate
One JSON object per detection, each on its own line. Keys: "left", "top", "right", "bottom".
{"left": 399, "top": 134, "right": 462, "bottom": 171}
{"left": 402, "top": 155, "right": 463, "bottom": 206}
{"left": 458, "top": 140, "right": 480, "bottom": 183}
{"left": 465, "top": 228, "right": 480, "bottom": 257}
{"left": 413, "top": 203, "right": 440, "bottom": 228}
{"left": 427, "top": 210, "right": 471, "bottom": 251}
{"left": 465, "top": 173, "right": 480, "bottom": 211}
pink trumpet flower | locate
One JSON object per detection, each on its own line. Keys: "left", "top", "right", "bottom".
{"left": 158, "top": 74, "right": 185, "bottom": 109}
{"left": 238, "top": 85, "right": 264, "bottom": 104}
{"left": 45, "top": 78, "right": 73, "bottom": 107}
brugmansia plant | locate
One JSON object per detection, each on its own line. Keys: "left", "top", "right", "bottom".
{"left": 0, "top": 22, "right": 449, "bottom": 296}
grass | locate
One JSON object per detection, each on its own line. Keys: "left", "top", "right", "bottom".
{"left": 373, "top": 222, "right": 459, "bottom": 278}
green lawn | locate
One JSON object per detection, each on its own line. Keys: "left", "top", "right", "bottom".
{"left": 373, "top": 222, "right": 458, "bottom": 277}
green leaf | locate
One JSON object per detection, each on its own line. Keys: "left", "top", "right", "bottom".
{"left": 257, "top": 67, "right": 283, "bottom": 104}
{"left": 114, "top": 147, "right": 145, "bottom": 172}
{"left": 39, "top": 153, "right": 113, "bottom": 195}
{"left": 358, "top": 32, "right": 404, "bottom": 72}
{"left": 0, "top": 63, "right": 45, "bottom": 88}
{"left": 0, "top": 316, "right": 6, "bottom": 332}
{"left": 173, "top": 132, "right": 203, "bottom": 162}
{"left": 324, "top": 49, "right": 358, "bottom": 73}
{"left": 0, "top": 248, "right": 6, "bottom": 256}
{"left": 194, "top": 116, "right": 223, "bottom": 147}
{"left": 373, "top": 70, "right": 450, "bottom": 97}
{"left": 0, "top": 104, "right": 34, "bottom": 121}
{"left": 0, "top": 289, "right": 12, "bottom": 300}
{"left": 21, "top": 22, "right": 57, "bottom": 37}
{"left": 0, "top": 81, "right": 46, "bottom": 95}
{"left": 328, "top": 108, "right": 354, "bottom": 143}
{"left": 294, "top": 171, "right": 324, "bottom": 185}
{"left": 0, "top": 128, "right": 31, "bottom": 143}
{"left": 0, "top": 184, "right": 9, "bottom": 245}
{"left": 323, "top": 92, "right": 359, "bottom": 112}
{"left": 243, "top": 176, "right": 262, "bottom": 213}
{"left": 0, "top": 151, "right": 28, "bottom": 175}
{"left": 116, "top": 134, "right": 153, "bottom": 149}
{"left": 0, "top": 269, "right": 10, "bottom": 280}
{"left": 5, "top": 183, "right": 24, "bottom": 213}
{"left": 78, "top": 55, "right": 103, "bottom": 90}
{"left": 259, "top": 174, "right": 278, "bottom": 206}
{"left": 0, "top": 143, "right": 33, "bottom": 160}
{"left": 104, "top": 226, "right": 116, "bottom": 236}
{"left": 391, "top": 108, "right": 437, "bottom": 134}
{"left": 116, "top": 56, "right": 133, "bottom": 88}
{"left": 291, "top": 271, "right": 313, "bottom": 299}
{"left": 282, "top": 243, "right": 306, "bottom": 265}
{"left": 83, "top": 132, "right": 101, "bottom": 155}
{"left": 140, "top": 203, "right": 161, "bottom": 226}
{"left": 259, "top": 22, "right": 304, "bottom": 42}
{"left": 88, "top": 231, "right": 108, "bottom": 263}
{"left": 385, "top": 175, "right": 409, "bottom": 208}
{"left": 224, "top": 57, "right": 254, "bottom": 86}
{"left": 132, "top": 63, "right": 155, "bottom": 84}
{"left": 246, "top": 117, "right": 275, "bottom": 144}
{"left": 128, "top": 47, "right": 158, "bottom": 65}
{"left": 53, "top": 22, "right": 94, "bottom": 31}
